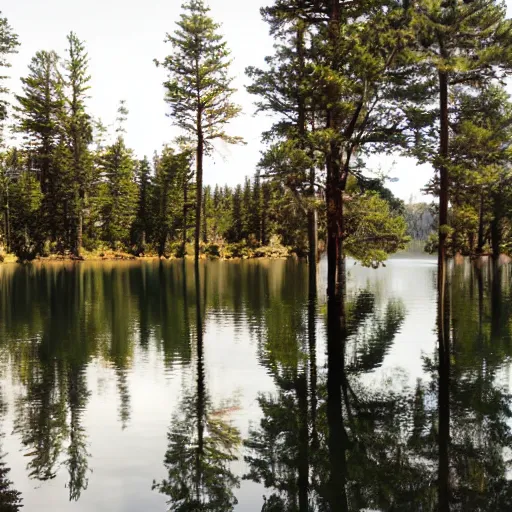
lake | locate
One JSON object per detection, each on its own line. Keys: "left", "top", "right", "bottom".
{"left": 0, "top": 255, "right": 511, "bottom": 511}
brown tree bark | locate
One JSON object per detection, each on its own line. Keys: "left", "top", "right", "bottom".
{"left": 438, "top": 70, "right": 449, "bottom": 285}
{"left": 325, "top": 0, "right": 344, "bottom": 299}
{"left": 195, "top": 114, "right": 204, "bottom": 262}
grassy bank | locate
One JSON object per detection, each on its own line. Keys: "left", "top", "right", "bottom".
{"left": 0, "top": 239, "right": 297, "bottom": 264}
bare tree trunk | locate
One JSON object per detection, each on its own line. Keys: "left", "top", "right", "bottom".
{"left": 438, "top": 69, "right": 449, "bottom": 282}
{"left": 326, "top": 0, "right": 344, "bottom": 299}
{"left": 195, "top": 114, "right": 204, "bottom": 262}
{"left": 202, "top": 191, "right": 207, "bottom": 244}
{"left": 183, "top": 180, "right": 188, "bottom": 255}
{"left": 4, "top": 185, "right": 10, "bottom": 253}
{"left": 437, "top": 68, "right": 450, "bottom": 512}
{"left": 75, "top": 190, "right": 83, "bottom": 257}
{"left": 490, "top": 196, "right": 501, "bottom": 262}
{"left": 477, "top": 191, "right": 485, "bottom": 255}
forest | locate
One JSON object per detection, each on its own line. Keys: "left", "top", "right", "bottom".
{"left": 1, "top": 0, "right": 512, "bottom": 278}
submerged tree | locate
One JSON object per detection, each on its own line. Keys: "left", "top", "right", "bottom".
{"left": 156, "top": 0, "right": 243, "bottom": 261}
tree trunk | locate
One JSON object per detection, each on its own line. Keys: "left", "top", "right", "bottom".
{"left": 326, "top": 0, "right": 343, "bottom": 299}
{"left": 438, "top": 70, "right": 449, "bottom": 287}
{"left": 140, "top": 230, "right": 146, "bottom": 254}
{"left": 75, "top": 192, "right": 83, "bottom": 258}
{"left": 4, "top": 185, "right": 10, "bottom": 253}
{"left": 490, "top": 203, "right": 501, "bottom": 262}
{"left": 308, "top": 169, "right": 318, "bottom": 266}
{"left": 183, "top": 180, "right": 188, "bottom": 255}
{"left": 202, "top": 191, "right": 207, "bottom": 244}
{"left": 477, "top": 191, "right": 485, "bottom": 255}
{"left": 437, "top": 68, "right": 450, "bottom": 512}
{"left": 195, "top": 117, "right": 204, "bottom": 262}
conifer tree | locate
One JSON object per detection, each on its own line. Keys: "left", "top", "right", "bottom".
{"left": 229, "top": 185, "right": 243, "bottom": 242}
{"left": 242, "top": 177, "right": 252, "bottom": 241}
{"left": 133, "top": 156, "right": 153, "bottom": 253}
{"left": 98, "top": 136, "right": 138, "bottom": 248}
{"left": 63, "top": 32, "right": 93, "bottom": 257}
{"left": 412, "top": 0, "right": 512, "bottom": 287}
{"left": 256, "top": 0, "right": 416, "bottom": 294}
{"left": 155, "top": 0, "right": 243, "bottom": 261}
{"left": 15, "top": 50, "right": 65, "bottom": 242}
{"left": 0, "top": 12, "right": 19, "bottom": 143}
{"left": 153, "top": 147, "right": 192, "bottom": 257}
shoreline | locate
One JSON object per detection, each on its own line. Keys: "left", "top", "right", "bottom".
{"left": 0, "top": 252, "right": 298, "bottom": 265}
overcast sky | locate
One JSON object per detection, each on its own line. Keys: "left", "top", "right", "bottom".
{"left": 3, "top": 0, "right": 510, "bottom": 201}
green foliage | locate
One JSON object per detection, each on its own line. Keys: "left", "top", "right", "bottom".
{"left": 344, "top": 192, "right": 410, "bottom": 267}
{"left": 63, "top": 32, "right": 93, "bottom": 256}
{"left": 98, "top": 136, "right": 138, "bottom": 248}
{"left": 156, "top": 0, "right": 243, "bottom": 259}
{"left": 153, "top": 147, "right": 193, "bottom": 257}
{"left": 156, "top": 0, "right": 242, "bottom": 151}
{"left": 0, "top": 449, "right": 22, "bottom": 511}
{"left": 10, "top": 171, "right": 43, "bottom": 261}
{"left": 0, "top": 12, "right": 19, "bottom": 135}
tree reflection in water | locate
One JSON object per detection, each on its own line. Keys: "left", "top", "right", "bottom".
{"left": 153, "top": 263, "right": 242, "bottom": 511}
{"left": 244, "top": 259, "right": 512, "bottom": 511}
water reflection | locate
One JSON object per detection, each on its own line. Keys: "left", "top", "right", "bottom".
{"left": 0, "top": 394, "right": 22, "bottom": 511}
{"left": 153, "top": 263, "right": 242, "bottom": 511}
{"left": 0, "top": 258, "right": 511, "bottom": 510}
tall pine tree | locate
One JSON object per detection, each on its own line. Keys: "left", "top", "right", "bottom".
{"left": 0, "top": 12, "right": 19, "bottom": 143}
{"left": 15, "top": 50, "right": 65, "bottom": 242}
{"left": 64, "top": 32, "right": 93, "bottom": 257}
{"left": 155, "top": 0, "right": 243, "bottom": 261}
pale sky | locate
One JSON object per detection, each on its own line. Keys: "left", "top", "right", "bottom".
{"left": 3, "top": 0, "right": 509, "bottom": 201}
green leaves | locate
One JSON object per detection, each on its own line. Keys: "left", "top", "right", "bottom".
{"left": 344, "top": 192, "right": 410, "bottom": 267}
{"left": 0, "top": 12, "right": 19, "bottom": 134}
{"left": 156, "top": 0, "right": 242, "bottom": 152}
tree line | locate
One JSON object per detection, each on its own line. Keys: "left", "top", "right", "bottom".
{"left": 2, "top": 0, "right": 512, "bottom": 282}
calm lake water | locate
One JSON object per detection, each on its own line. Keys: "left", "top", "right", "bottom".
{"left": 0, "top": 254, "right": 511, "bottom": 511}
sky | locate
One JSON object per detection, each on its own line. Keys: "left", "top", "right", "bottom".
{"left": 3, "top": 0, "right": 506, "bottom": 202}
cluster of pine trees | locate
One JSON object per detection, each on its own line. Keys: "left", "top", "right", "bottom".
{"left": 2, "top": 0, "right": 512, "bottom": 276}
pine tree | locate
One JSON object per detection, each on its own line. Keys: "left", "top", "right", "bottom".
{"left": 412, "top": 0, "right": 512, "bottom": 283}
{"left": 153, "top": 147, "right": 192, "bottom": 257}
{"left": 229, "top": 185, "right": 243, "bottom": 242}
{"left": 256, "top": 0, "right": 417, "bottom": 294}
{"left": 10, "top": 166, "right": 44, "bottom": 260}
{"left": 63, "top": 32, "right": 93, "bottom": 257}
{"left": 133, "top": 156, "right": 153, "bottom": 253}
{"left": 0, "top": 148, "right": 22, "bottom": 252}
{"left": 98, "top": 136, "right": 138, "bottom": 248}
{"left": 202, "top": 185, "right": 213, "bottom": 243}
{"left": 0, "top": 12, "right": 19, "bottom": 143}
{"left": 155, "top": 0, "right": 243, "bottom": 261}
{"left": 250, "top": 176, "right": 262, "bottom": 243}
{"left": 242, "top": 177, "right": 252, "bottom": 241}
{"left": 247, "top": 19, "right": 318, "bottom": 260}
{"left": 15, "top": 50, "right": 65, "bottom": 242}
